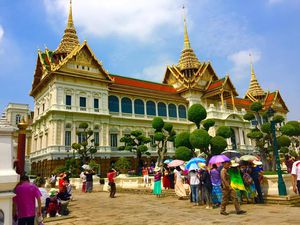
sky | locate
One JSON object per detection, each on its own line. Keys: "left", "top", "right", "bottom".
{"left": 0, "top": 0, "right": 299, "bottom": 120}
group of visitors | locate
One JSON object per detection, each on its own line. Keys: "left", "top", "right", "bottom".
{"left": 151, "top": 158, "right": 268, "bottom": 215}
{"left": 13, "top": 172, "right": 73, "bottom": 225}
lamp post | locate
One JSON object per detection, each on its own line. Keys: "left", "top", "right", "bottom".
{"left": 268, "top": 107, "right": 287, "bottom": 196}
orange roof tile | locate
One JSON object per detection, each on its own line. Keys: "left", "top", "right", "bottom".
{"left": 265, "top": 92, "right": 276, "bottom": 103}
{"left": 110, "top": 74, "right": 177, "bottom": 93}
{"left": 207, "top": 79, "right": 224, "bottom": 90}
{"left": 226, "top": 98, "right": 252, "bottom": 106}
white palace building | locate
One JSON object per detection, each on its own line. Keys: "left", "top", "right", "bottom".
{"left": 3, "top": 2, "right": 288, "bottom": 176}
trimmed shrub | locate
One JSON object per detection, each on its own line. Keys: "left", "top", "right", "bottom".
{"left": 175, "top": 131, "right": 193, "bottom": 149}
{"left": 210, "top": 136, "right": 228, "bottom": 155}
{"left": 152, "top": 117, "right": 164, "bottom": 131}
{"left": 189, "top": 129, "right": 210, "bottom": 149}
{"left": 175, "top": 146, "right": 193, "bottom": 161}
{"left": 188, "top": 104, "right": 207, "bottom": 128}
{"left": 216, "top": 126, "right": 232, "bottom": 139}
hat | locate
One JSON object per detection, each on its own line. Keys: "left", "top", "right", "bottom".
{"left": 180, "top": 165, "right": 185, "bottom": 171}
{"left": 49, "top": 188, "right": 57, "bottom": 197}
{"left": 154, "top": 166, "right": 161, "bottom": 172}
{"left": 253, "top": 160, "right": 263, "bottom": 166}
{"left": 230, "top": 160, "right": 239, "bottom": 167}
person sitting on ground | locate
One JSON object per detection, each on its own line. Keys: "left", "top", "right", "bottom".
{"left": 46, "top": 189, "right": 61, "bottom": 218}
{"left": 57, "top": 184, "right": 71, "bottom": 201}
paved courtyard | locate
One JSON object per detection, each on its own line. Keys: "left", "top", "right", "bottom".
{"left": 45, "top": 190, "right": 300, "bottom": 225}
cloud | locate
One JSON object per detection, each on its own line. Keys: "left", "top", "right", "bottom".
{"left": 135, "top": 57, "right": 174, "bottom": 83}
{"left": 44, "top": 0, "right": 182, "bottom": 42}
{"left": 0, "top": 25, "right": 4, "bottom": 52}
{"left": 227, "top": 49, "right": 261, "bottom": 80}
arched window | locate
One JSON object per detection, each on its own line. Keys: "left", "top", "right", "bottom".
{"left": 146, "top": 101, "right": 156, "bottom": 116}
{"left": 121, "top": 97, "right": 132, "bottom": 113}
{"left": 16, "top": 114, "right": 21, "bottom": 125}
{"left": 134, "top": 99, "right": 144, "bottom": 115}
{"left": 168, "top": 104, "right": 177, "bottom": 118}
{"left": 109, "top": 95, "right": 119, "bottom": 112}
{"left": 178, "top": 105, "right": 187, "bottom": 118}
{"left": 158, "top": 102, "right": 167, "bottom": 117}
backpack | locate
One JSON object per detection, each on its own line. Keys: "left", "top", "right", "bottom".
{"left": 242, "top": 173, "right": 253, "bottom": 186}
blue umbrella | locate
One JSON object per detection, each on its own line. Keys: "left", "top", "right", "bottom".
{"left": 185, "top": 157, "right": 206, "bottom": 170}
{"left": 164, "top": 159, "right": 173, "bottom": 164}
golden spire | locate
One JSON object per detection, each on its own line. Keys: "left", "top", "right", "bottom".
{"left": 246, "top": 54, "right": 265, "bottom": 98}
{"left": 55, "top": 0, "right": 80, "bottom": 54}
{"left": 178, "top": 6, "right": 200, "bottom": 72}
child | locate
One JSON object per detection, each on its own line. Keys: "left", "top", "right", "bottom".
{"left": 46, "top": 189, "right": 61, "bottom": 218}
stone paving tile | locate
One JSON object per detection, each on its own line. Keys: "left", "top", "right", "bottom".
{"left": 45, "top": 190, "right": 300, "bottom": 225}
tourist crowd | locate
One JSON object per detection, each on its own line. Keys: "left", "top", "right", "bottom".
{"left": 11, "top": 154, "right": 300, "bottom": 224}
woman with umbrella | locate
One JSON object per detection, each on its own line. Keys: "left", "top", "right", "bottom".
{"left": 210, "top": 164, "right": 222, "bottom": 208}
{"left": 188, "top": 163, "right": 200, "bottom": 206}
{"left": 174, "top": 166, "right": 187, "bottom": 199}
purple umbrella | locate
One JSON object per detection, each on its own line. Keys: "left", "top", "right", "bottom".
{"left": 208, "top": 154, "right": 230, "bottom": 166}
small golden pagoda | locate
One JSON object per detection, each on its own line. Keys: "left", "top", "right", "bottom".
{"left": 55, "top": 0, "right": 80, "bottom": 55}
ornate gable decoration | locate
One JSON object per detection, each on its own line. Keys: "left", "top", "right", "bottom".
{"left": 263, "top": 91, "right": 289, "bottom": 113}
{"left": 53, "top": 41, "right": 112, "bottom": 81}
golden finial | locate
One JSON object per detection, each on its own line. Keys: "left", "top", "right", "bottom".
{"left": 55, "top": 0, "right": 79, "bottom": 54}
{"left": 246, "top": 53, "right": 265, "bottom": 98}
{"left": 183, "top": 5, "right": 191, "bottom": 49}
{"left": 177, "top": 5, "right": 200, "bottom": 72}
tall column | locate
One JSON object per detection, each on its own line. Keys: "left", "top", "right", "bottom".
{"left": 0, "top": 113, "right": 19, "bottom": 225}
{"left": 16, "top": 118, "right": 28, "bottom": 175}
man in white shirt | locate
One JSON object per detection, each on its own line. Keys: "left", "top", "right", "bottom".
{"left": 291, "top": 156, "right": 300, "bottom": 195}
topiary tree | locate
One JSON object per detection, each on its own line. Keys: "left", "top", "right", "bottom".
{"left": 188, "top": 104, "right": 207, "bottom": 129}
{"left": 175, "top": 104, "right": 230, "bottom": 158}
{"left": 152, "top": 117, "right": 176, "bottom": 167}
{"left": 216, "top": 126, "right": 232, "bottom": 139}
{"left": 189, "top": 129, "right": 211, "bottom": 152}
{"left": 243, "top": 102, "right": 296, "bottom": 170}
{"left": 202, "top": 119, "right": 215, "bottom": 131}
{"left": 118, "top": 130, "right": 151, "bottom": 174}
{"left": 175, "top": 146, "right": 193, "bottom": 161}
{"left": 175, "top": 131, "right": 193, "bottom": 150}
{"left": 280, "top": 121, "right": 300, "bottom": 153}
{"left": 210, "top": 136, "right": 228, "bottom": 155}
{"left": 71, "top": 122, "right": 98, "bottom": 164}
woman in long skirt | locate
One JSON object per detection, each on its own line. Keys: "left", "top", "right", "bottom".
{"left": 153, "top": 169, "right": 162, "bottom": 197}
{"left": 174, "top": 166, "right": 187, "bottom": 199}
{"left": 210, "top": 164, "right": 222, "bottom": 207}
{"left": 163, "top": 167, "right": 171, "bottom": 190}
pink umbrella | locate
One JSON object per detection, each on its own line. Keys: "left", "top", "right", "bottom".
{"left": 167, "top": 159, "right": 185, "bottom": 167}
{"left": 208, "top": 154, "right": 230, "bottom": 166}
